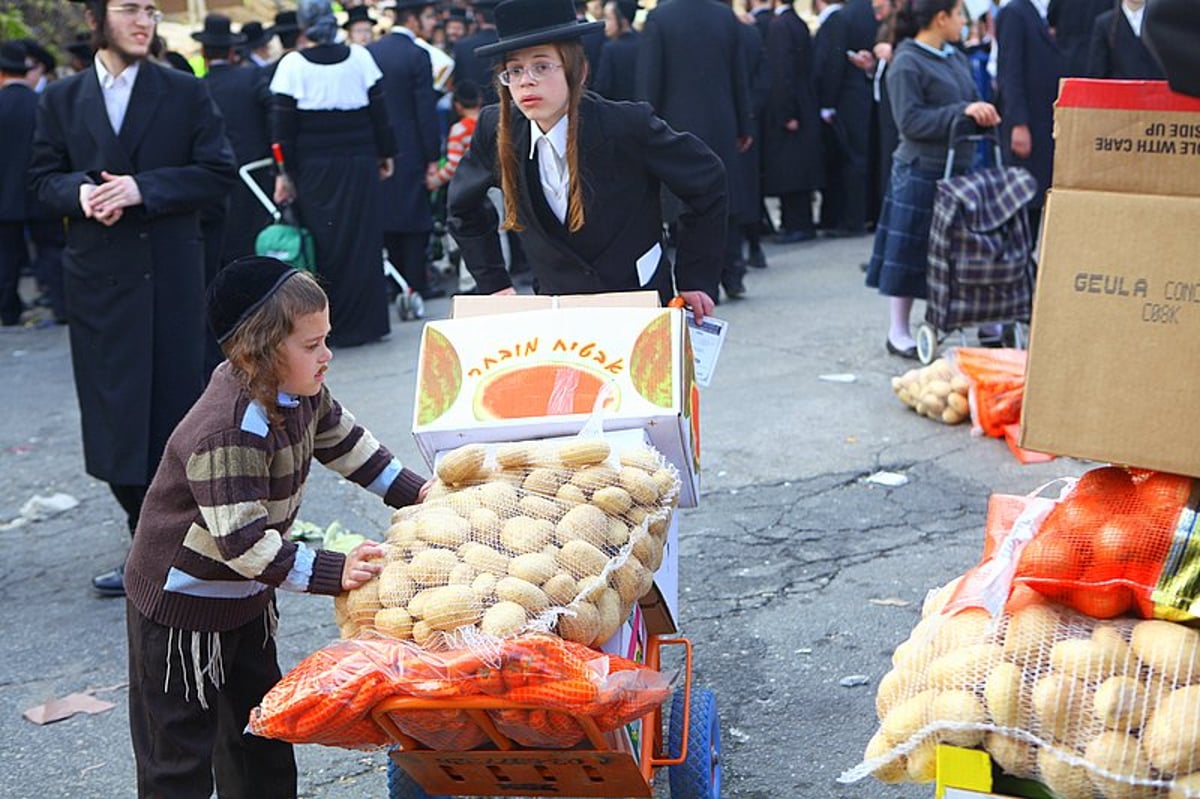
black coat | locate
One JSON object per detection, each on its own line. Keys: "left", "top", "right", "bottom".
{"left": 813, "top": 6, "right": 873, "bottom": 125}
{"left": 1048, "top": 0, "right": 1112, "bottom": 76}
{"left": 594, "top": 31, "right": 640, "bottom": 102}
{"left": 448, "top": 94, "right": 727, "bottom": 302}
{"left": 1087, "top": 8, "right": 1164, "bottom": 79}
{"left": 369, "top": 32, "right": 441, "bottom": 233}
{"left": 637, "top": 0, "right": 752, "bottom": 182}
{"left": 580, "top": 21, "right": 607, "bottom": 71}
{"left": 751, "top": 7, "right": 773, "bottom": 40}
{"left": 763, "top": 8, "right": 823, "bottom": 195}
{"left": 730, "top": 21, "right": 769, "bottom": 224}
{"left": 996, "top": 0, "right": 1065, "bottom": 200}
{"left": 453, "top": 28, "right": 500, "bottom": 106}
{"left": 29, "top": 62, "right": 236, "bottom": 485}
{"left": 0, "top": 83, "right": 38, "bottom": 222}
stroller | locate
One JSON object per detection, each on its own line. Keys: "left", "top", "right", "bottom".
{"left": 916, "top": 119, "right": 1038, "bottom": 364}
{"left": 239, "top": 156, "right": 425, "bottom": 322}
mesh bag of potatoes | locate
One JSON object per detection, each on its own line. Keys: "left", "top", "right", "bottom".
{"left": 841, "top": 580, "right": 1200, "bottom": 799}
{"left": 891, "top": 357, "right": 971, "bottom": 425}
{"left": 335, "top": 434, "right": 679, "bottom": 650}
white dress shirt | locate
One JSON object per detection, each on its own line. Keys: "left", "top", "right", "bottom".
{"left": 529, "top": 115, "right": 570, "bottom": 225}
{"left": 1122, "top": 2, "right": 1144, "bottom": 37}
{"left": 95, "top": 56, "right": 140, "bottom": 135}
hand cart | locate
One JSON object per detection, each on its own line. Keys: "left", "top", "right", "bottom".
{"left": 372, "top": 635, "right": 723, "bottom": 799}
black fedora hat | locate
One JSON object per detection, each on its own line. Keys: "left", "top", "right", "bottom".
{"left": 268, "top": 10, "right": 300, "bottom": 35}
{"left": 445, "top": 6, "right": 470, "bottom": 20}
{"left": 342, "top": 5, "right": 376, "bottom": 28}
{"left": 0, "top": 42, "right": 30, "bottom": 74}
{"left": 475, "top": 0, "right": 604, "bottom": 57}
{"left": 191, "top": 13, "right": 247, "bottom": 47}
{"left": 66, "top": 32, "right": 94, "bottom": 63}
{"left": 239, "top": 21, "right": 273, "bottom": 50}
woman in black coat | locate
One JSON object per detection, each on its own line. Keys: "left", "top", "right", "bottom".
{"left": 448, "top": 0, "right": 726, "bottom": 320}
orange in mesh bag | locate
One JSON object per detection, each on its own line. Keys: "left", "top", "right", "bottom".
{"left": 842, "top": 583, "right": 1200, "bottom": 798}
{"left": 950, "top": 347, "right": 1027, "bottom": 438}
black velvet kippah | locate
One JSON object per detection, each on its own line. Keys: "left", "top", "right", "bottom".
{"left": 207, "top": 256, "right": 300, "bottom": 344}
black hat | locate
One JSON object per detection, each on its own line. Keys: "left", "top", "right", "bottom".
{"left": 615, "top": 0, "right": 638, "bottom": 25}
{"left": 207, "top": 257, "right": 301, "bottom": 344}
{"left": 0, "top": 42, "right": 29, "bottom": 74}
{"left": 342, "top": 5, "right": 377, "bottom": 27}
{"left": 163, "top": 50, "right": 194, "bottom": 74}
{"left": 239, "top": 21, "right": 273, "bottom": 51}
{"left": 475, "top": 0, "right": 604, "bottom": 57}
{"left": 19, "top": 39, "right": 56, "bottom": 71}
{"left": 66, "top": 31, "right": 93, "bottom": 62}
{"left": 268, "top": 10, "right": 301, "bottom": 35}
{"left": 1143, "top": 0, "right": 1198, "bottom": 98}
{"left": 446, "top": 6, "right": 470, "bottom": 20}
{"left": 390, "top": 0, "right": 436, "bottom": 12}
{"left": 191, "top": 13, "right": 247, "bottom": 47}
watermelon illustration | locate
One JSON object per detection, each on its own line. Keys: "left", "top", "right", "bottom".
{"left": 472, "top": 362, "right": 619, "bottom": 420}
{"left": 416, "top": 328, "right": 463, "bottom": 425}
{"left": 629, "top": 312, "right": 674, "bottom": 408}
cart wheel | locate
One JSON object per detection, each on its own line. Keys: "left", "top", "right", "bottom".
{"left": 916, "top": 324, "right": 937, "bottom": 365}
{"left": 668, "top": 686, "right": 722, "bottom": 799}
{"left": 410, "top": 292, "right": 425, "bottom": 320}
{"left": 387, "top": 758, "right": 446, "bottom": 799}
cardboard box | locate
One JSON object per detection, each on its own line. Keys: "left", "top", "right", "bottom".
{"left": 414, "top": 305, "right": 701, "bottom": 507}
{"left": 451, "top": 291, "right": 661, "bottom": 318}
{"left": 1019, "top": 80, "right": 1200, "bottom": 477}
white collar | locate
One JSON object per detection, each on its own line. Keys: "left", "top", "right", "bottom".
{"left": 1027, "top": 0, "right": 1049, "bottom": 19}
{"left": 528, "top": 114, "right": 569, "bottom": 161}
{"left": 1122, "top": 3, "right": 1144, "bottom": 34}
{"left": 277, "top": 390, "right": 300, "bottom": 407}
{"left": 392, "top": 26, "right": 417, "bottom": 40}
{"left": 774, "top": 3, "right": 790, "bottom": 13}
{"left": 817, "top": 4, "right": 843, "bottom": 26}
{"left": 94, "top": 54, "right": 140, "bottom": 89}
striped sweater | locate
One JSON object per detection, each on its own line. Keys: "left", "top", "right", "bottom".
{"left": 126, "top": 362, "right": 425, "bottom": 632}
{"left": 428, "top": 115, "right": 477, "bottom": 189}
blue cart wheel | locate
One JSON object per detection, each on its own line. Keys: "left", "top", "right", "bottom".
{"left": 387, "top": 757, "right": 446, "bottom": 799}
{"left": 668, "top": 686, "right": 722, "bottom": 799}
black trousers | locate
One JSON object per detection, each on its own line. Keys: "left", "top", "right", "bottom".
{"left": 127, "top": 600, "right": 297, "bottom": 799}
{"left": 779, "top": 192, "right": 816, "bottom": 235}
{"left": 0, "top": 221, "right": 28, "bottom": 325}
{"left": 110, "top": 483, "right": 148, "bottom": 537}
{"left": 384, "top": 230, "right": 431, "bottom": 294}
{"left": 28, "top": 219, "right": 66, "bottom": 321}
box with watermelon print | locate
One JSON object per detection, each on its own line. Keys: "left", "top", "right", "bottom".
{"left": 412, "top": 306, "right": 701, "bottom": 508}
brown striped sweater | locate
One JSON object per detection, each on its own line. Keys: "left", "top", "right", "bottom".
{"left": 126, "top": 362, "right": 425, "bottom": 632}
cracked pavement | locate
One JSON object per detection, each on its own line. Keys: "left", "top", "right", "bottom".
{"left": 0, "top": 234, "right": 1089, "bottom": 798}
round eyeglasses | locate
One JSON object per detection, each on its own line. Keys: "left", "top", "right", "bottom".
{"left": 108, "top": 4, "right": 164, "bottom": 24}
{"left": 498, "top": 61, "right": 562, "bottom": 87}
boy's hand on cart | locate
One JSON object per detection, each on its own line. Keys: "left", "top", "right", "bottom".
{"left": 342, "top": 541, "right": 386, "bottom": 591}
{"left": 673, "top": 291, "right": 714, "bottom": 324}
{"left": 964, "top": 102, "right": 1001, "bottom": 128}
{"left": 417, "top": 479, "right": 436, "bottom": 503}
{"left": 274, "top": 175, "right": 296, "bottom": 206}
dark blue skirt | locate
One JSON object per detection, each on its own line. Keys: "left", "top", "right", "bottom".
{"left": 865, "top": 160, "right": 942, "bottom": 299}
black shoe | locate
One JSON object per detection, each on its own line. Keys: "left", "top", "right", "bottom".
{"left": 93, "top": 564, "right": 126, "bottom": 597}
{"left": 722, "top": 275, "right": 746, "bottom": 299}
{"left": 419, "top": 286, "right": 447, "bottom": 300}
{"left": 747, "top": 249, "right": 768, "bottom": 269}
{"left": 859, "top": 261, "right": 869, "bottom": 273}
{"left": 886, "top": 338, "right": 919, "bottom": 360}
{"left": 775, "top": 229, "right": 815, "bottom": 244}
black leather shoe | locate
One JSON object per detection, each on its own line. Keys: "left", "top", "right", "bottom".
{"left": 93, "top": 564, "right": 125, "bottom": 597}
{"left": 747, "top": 249, "right": 767, "bottom": 269}
{"left": 886, "top": 338, "right": 919, "bottom": 360}
{"left": 775, "top": 229, "right": 815, "bottom": 244}
{"left": 722, "top": 275, "right": 747, "bottom": 299}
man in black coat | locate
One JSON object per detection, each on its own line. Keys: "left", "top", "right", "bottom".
{"left": 1047, "top": 0, "right": 1111, "bottom": 76}
{"left": 813, "top": 0, "right": 874, "bottom": 236}
{"left": 29, "top": 0, "right": 236, "bottom": 596}
{"left": 0, "top": 43, "right": 36, "bottom": 327}
{"left": 1087, "top": 0, "right": 1163, "bottom": 79}
{"left": 764, "top": 3, "right": 823, "bottom": 243}
{"left": 454, "top": 0, "right": 502, "bottom": 105}
{"left": 575, "top": 0, "right": 608, "bottom": 69}
{"left": 996, "top": 0, "right": 1065, "bottom": 237}
{"left": 594, "top": 0, "right": 640, "bottom": 101}
{"left": 637, "top": 0, "right": 753, "bottom": 299}
{"left": 750, "top": 0, "right": 774, "bottom": 41}
{"left": 370, "top": 0, "right": 444, "bottom": 299}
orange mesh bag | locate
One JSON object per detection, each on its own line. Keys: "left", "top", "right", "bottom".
{"left": 490, "top": 708, "right": 587, "bottom": 749}
{"left": 390, "top": 709, "right": 491, "bottom": 750}
{"left": 842, "top": 581, "right": 1200, "bottom": 798}
{"left": 950, "top": 347, "right": 1027, "bottom": 438}
{"left": 1014, "top": 467, "right": 1198, "bottom": 621}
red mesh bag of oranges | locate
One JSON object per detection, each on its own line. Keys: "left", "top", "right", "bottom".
{"left": 1014, "top": 466, "right": 1199, "bottom": 620}
{"left": 950, "top": 347, "right": 1027, "bottom": 438}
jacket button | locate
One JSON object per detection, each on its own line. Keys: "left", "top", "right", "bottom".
{"left": 138, "top": 232, "right": 149, "bottom": 240}
{"left": 143, "top": 273, "right": 151, "bottom": 280}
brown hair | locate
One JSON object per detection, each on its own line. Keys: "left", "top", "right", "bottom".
{"left": 222, "top": 271, "right": 328, "bottom": 426}
{"left": 495, "top": 41, "right": 588, "bottom": 234}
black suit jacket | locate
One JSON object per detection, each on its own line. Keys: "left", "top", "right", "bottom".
{"left": 453, "top": 28, "right": 500, "bottom": 106}
{"left": 369, "top": 32, "right": 441, "bottom": 233}
{"left": 448, "top": 94, "right": 727, "bottom": 301}
{"left": 29, "top": 61, "right": 236, "bottom": 484}
{"left": 594, "top": 32, "right": 640, "bottom": 102}
{"left": 752, "top": 7, "right": 773, "bottom": 41}
{"left": 0, "top": 83, "right": 38, "bottom": 221}
{"left": 1048, "top": 0, "right": 1112, "bottom": 76}
{"left": 579, "top": 19, "right": 606, "bottom": 70}
{"left": 1087, "top": 8, "right": 1164, "bottom": 79}
{"left": 204, "top": 63, "right": 271, "bottom": 165}
{"left": 763, "top": 8, "right": 823, "bottom": 195}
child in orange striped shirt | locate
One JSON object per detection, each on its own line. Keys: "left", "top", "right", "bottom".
{"left": 426, "top": 80, "right": 483, "bottom": 190}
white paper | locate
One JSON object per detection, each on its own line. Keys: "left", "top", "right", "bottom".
{"left": 635, "top": 242, "right": 662, "bottom": 286}
{"left": 685, "top": 315, "right": 728, "bottom": 388}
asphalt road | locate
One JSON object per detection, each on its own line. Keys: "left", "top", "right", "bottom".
{"left": 0, "top": 231, "right": 1087, "bottom": 798}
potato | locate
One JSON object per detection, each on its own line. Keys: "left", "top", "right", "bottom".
{"left": 985, "top": 733, "right": 1036, "bottom": 779}
{"left": 985, "top": 661, "right": 1026, "bottom": 728}
{"left": 619, "top": 466, "right": 659, "bottom": 505}
{"left": 591, "top": 587, "right": 624, "bottom": 646}
{"left": 471, "top": 571, "right": 497, "bottom": 602}
{"left": 422, "top": 481, "right": 450, "bottom": 502}
{"left": 1142, "top": 685, "right": 1200, "bottom": 775}
{"left": 1094, "top": 676, "right": 1151, "bottom": 732}
{"left": 941, "top": 408, "right": 966, "bottom": 425}
{"left": 408, "top": 548, "right": 459, "bottom": 585}
{"left": 378, "top": 562, "right": 415, "bottom": 609}
{"left": 592, "top": 486, "right": 634, "bottom": 516}
{"left": 631, "top": 530, "right": 664, "bottom": 572}
{"left": 375, "top": 607, "right": 413, "bottom": 639}
{"left": 930, "top": 689, "right": 987, "bottom": 747}
{"left": 625, "top": 506, "right": 649, "bottom": 527}
{"left": 571, "top": 464, "right": 619, "bottom": 492}
{"left": 346, "top": 579, "right": 382, "bottom": 621}
{"left": 559, "top": 439, "right": 612, "bottom": 467}
{"left": 1169, "top": 773, "right": 1200, "bottom": 799}
{"left": 519, "top": 494, "right": 561, "bottom": 521}
{"left": 931, "top": 609, "right": 995, "bottom": 652}
{"left": 558, "top": 601, "right": 601, "bottom": 644}
{"left": 555, "top": 504, "right": 609, "bottom": 548}
{"left": 412, "top": 620, "right": 434, "bottom": 646}
{"left": 606, "top": 518, "right": 631, "bottom": 548}
{"left": 495, "top": 576, "right": 551, "bottom": 613}
{"left": 468, "top": 507, "right": 502, "bottom": 539}
{"left": 1038, "top": 747, "right": 1093, "bottom": 799}
{"left": 460, "top": 541, "right": 510, "bottom": 574}
{"left": 874, "top": 668, "right": 922, "bottom": 720}
{"left": 1050, "top": 635, "right": 1131, "bottom": 681}
{"left": 448, "top": 561, "right": 476, "bottom": 586}
{"left": 863, "top": 730, "right": 907, "bottom": 783}
{"left": 385, "top": 519, "right": 420, "bottom": 548}
{"left": 524, "top": 467, "right": 565, "bottom": 496}
{"left": 906, "top": 739, "right": 938, "bottom": 783}
{"left": 1131, "top": 620, "right": 1200, "bottom": 685}
{"left": 479, "top": 480, "right": 520, "bottom": 513}
{"left": 421, "top": 585, "right": 481, "bottom": 631}
{"left": 543, "top": 573, "right": 578, "bottom": 605}
{"left": 1003, "top": 603, "right": 1062, "bottom": 665}
{"left": 444, "top": 490, "right": 482, "bottom": 517}
{"left": 556, "top": 482, "right": 587, "bottom": 506}
{"left": 437, "top": 445, "right": 487, "bottom": 484}
{"left": 920, "top": 393, "right": 946, "bottom": 417}
{"left": 407, "top": 586, "right": 440, "bottom": 619}
{"left": 1085, "top": 731, "right": 1157, "bottom": 799}
{"left": 508, "top": 552, "right": 558, "bottom": 585}
{"left": 947, "top": 392, "right": 969, "bottom": 415}
{"left": 1032, "top": 674, "right": 1094, "bottom": 742}
{"left": 927, "top": 379, "right": 953, "bottom": 397}
{"left": 880, "top": 689, "right": 937, "bottom": 744}
{"left": 922, "top": 578, "right": 963, "bottom": 618}
{"left": 416, "top": 509, "right": 471, "bottom": 548}
{"left": 613, "top": 559, "right": 652, "bottom": 605}
{"left": 481, "top": 601, "right": 527, "bottom": 637}
{"left": 651, "top": 468, "right": 678, "bottom": 501}
{"left": 496, "top": 443, "right": 536, "bottom": 469}
{"left": 501, "top": 516, "right": 553, "bottom": 554}
{"left": 927, "top": 644, "right": 1004, "bottom": 689}
{"left": 951, "top": 375, "right": 970, "bottom": 392}
{"left": 619, "top": 447, "right": 661, "bottom": 473}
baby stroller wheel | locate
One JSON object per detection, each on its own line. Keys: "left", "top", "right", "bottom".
{"left": 396, "top": 290, "right": 426, "bottom": 322}
{"left": 916, "top": 324, "right": 938, "bottom": 365}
